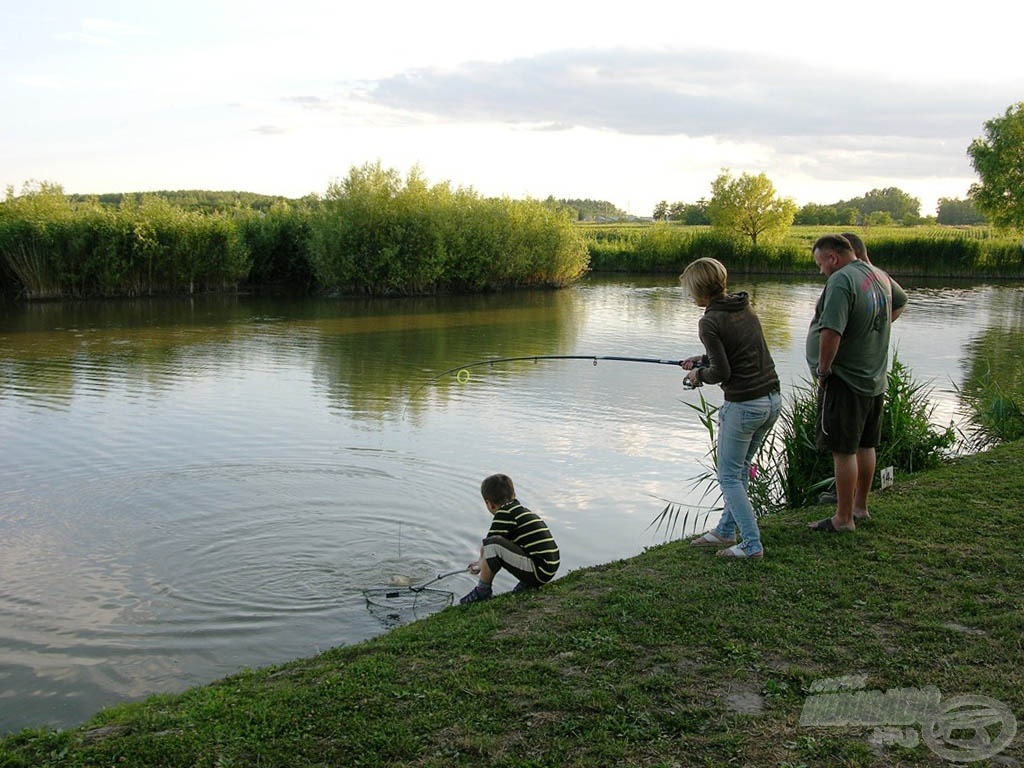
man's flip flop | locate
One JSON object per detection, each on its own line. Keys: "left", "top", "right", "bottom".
{"left": 808, "top": 517, "right": 853, "bottom": 532}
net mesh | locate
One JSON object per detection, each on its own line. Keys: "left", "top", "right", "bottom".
{"left": 362, "top": 585, "right": 454, "bottom": 627}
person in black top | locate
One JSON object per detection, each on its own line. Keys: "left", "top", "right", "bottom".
{"left": 460, "top": 474, "right": 560, "bottom": 604}
{"left": 680, "top": 258, "right": 782, "bottom": 559}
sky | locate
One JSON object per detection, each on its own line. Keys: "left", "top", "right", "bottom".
{"left": 2, "top": 1, "right": 1021, "bottom": 217}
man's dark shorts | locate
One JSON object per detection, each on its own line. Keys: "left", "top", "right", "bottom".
{"left": 817, "top": 375, "right": 884, "bottom": 454}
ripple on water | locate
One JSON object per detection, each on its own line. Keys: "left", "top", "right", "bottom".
{"left": 0, "top": 452, "right": 480, "bottom": 734}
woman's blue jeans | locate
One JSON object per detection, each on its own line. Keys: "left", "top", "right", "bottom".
{"left": 712, "top": 391, "right": 782, "bottom": 556}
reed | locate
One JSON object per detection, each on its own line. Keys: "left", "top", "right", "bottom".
{"left": 652, "top": 355, "right": 956, "bottom": 536}
{"left": 1, "top": 169, "right": 590, "bottom": 300}
{"left": 879, "top": 356, "right": 957, "bottom": 471}
{"left": 0, "top": 186, "right": 251, "bottom": 298}
{"left": 579, "top": 223, "right": 1024, "bottom": 277}
{"left": 955, "top": 375, "right": 1024, "bottom": 452}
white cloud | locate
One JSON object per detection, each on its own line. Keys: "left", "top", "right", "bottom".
{"left": 2, "top": 1, "right": 1020, "bottom": 215}
{"left": 53, "top": 17, "right": 146, "bottom": 46}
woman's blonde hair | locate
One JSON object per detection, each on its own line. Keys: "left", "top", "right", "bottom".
{"left": 679, "top": 257, "right": 728, "bottom": 302}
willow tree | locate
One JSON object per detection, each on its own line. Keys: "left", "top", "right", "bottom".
{"left": 706, "top": 170, "right": 797, "bottom": 246}
{"left": 968, "top": 102, "right": 1024, "bottom": 232}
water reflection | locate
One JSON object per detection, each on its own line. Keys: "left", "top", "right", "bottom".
{"left": 1, "top": 276, "right": 1023, "bottom": 735}
{"left": 0, "top": 291, "right": 587, "bottom": 421}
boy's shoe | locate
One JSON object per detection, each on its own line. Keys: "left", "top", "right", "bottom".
{"left": 512, "top": 580, "right": 538, "bottom": 593}
{"left": 459, "top": 585, "right": 493, "bottom": 604}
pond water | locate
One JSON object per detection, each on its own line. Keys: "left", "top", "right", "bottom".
{"left": 1, "top": 274, "right": 1022, "bottom": 733}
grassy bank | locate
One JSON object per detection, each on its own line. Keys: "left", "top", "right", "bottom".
{"left": 3, "top": 443, "right": 1023, "bottom": 767}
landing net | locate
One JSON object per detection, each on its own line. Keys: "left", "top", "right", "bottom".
{"left": 362, "top": 585, "right": 454, "bottom": 627}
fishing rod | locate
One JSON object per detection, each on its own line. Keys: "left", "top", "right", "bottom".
{"left": 402, "top": 354, "right": 700, "bottom": 417}
{"left": 409, "top": 354, "right": 683, "bottom": 396}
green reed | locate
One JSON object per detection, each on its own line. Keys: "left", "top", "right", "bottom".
{"left": 0, "top": 185, "right": 250, "bottom": 298}
{"left": 651, "top": 354, "right": 955, "bottom": 536}
{"left": 955, "top": 378, "right": 1024, "bottom": 451}
{"left": 580, "top": 223, "right": 1024, "bottom": 277}
{"left": 306, "top": 164, "right": 590, "bottom": 296}
{"left": 1, "top": 168, "right": 592, "bottom": 300}
{"left": 648, "top": 389, "right": 787, "bottom": 539}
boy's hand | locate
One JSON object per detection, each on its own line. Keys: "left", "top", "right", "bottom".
{"left": 680, "top": 355, "right": 703, "bottom": 371}
{"left": 467, "top": 562, "right": 481, "bottom": 575}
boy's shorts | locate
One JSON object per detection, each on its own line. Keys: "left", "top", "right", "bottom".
{"left": 817, "top": 375, "right": 884, "bottom": 455}
{"left": 482, "top": 535, "right": 542, "bottom": 587}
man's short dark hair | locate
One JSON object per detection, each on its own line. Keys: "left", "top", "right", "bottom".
{"left": 840, "top": 232, "right": 868, "bottom": 261}
{"left": 813, "top": 234, "right": 854, "bottom": 257}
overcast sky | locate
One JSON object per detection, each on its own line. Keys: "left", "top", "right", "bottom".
{"left": 2, "top": 1, "right": 1021, "bottom": 216}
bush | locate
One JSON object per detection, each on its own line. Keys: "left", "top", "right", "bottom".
{"left": 651, "top": 355, "right": 958, "bottom": 536}
{"left": 779, "top": 354, "right": 955, "bottom": 507}
{"left": 307, "top": 163, "right": 588, "bottom": 295}
{"left": 238, "top": 202, "right": 314, "bottom": 289}
{"left": 0, "top": 185, "right": 251, "bottom": 298}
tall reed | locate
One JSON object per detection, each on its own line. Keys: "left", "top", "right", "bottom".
{"left": 955, "top": 374, "right": 1024, "bottom": 452}
{"left": 651, "top": 354, "right": 955, "bottom": 537}
{"left": 0, "top": 185, "right": 251, "bottom": 298}
{"left": 580, "top": 223, "right": 1024, "bottom": 277}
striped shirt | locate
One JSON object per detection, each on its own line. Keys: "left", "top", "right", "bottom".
{"left": 487, "top": 500, "right": 560, "bottom": 582}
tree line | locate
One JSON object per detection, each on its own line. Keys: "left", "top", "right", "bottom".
{"left": 654, "top": 187, "right": 986, "bottom": 227}
{"left": 3, "top": 101, "right": 1021, "bottom": 299}
{"left": 651, "top": 100, "right": 1024, "bottom": 231}
{"left": 650, "top": 100, "right": 1024, "bottom": 248}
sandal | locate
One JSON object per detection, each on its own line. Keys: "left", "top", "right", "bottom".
{"left": 808, "top": 517, "right": 855, "bottom": 533}
{"left": 717, "top": 544, "right": 763, "bottom": 559}
{"left": 690, "top": 532, "right": 737, "bottom": 547}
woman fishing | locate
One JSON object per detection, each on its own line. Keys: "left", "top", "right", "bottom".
{"left": 680, "top": 258, "right": 781, "bottom": 559}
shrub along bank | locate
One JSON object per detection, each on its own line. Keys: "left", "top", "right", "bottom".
{"left": 4, "top": 177, "right": 1022, "bottom": 300}
{"left": 0, "top": 171, "right": 590, "bottom": 300}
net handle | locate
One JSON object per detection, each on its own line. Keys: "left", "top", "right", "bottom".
{"left": 410, "top": 568, "right": 467, "bottom": 592}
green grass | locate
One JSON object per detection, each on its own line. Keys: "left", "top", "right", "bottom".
{"left": 3, "top": 443, "right": 1024, "bottom": 767}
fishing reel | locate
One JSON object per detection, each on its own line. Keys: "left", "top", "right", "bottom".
{"left": 682, "top": 359, "right": 709, "bottom": 390}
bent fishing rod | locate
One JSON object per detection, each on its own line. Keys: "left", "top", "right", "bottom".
{"left": 404, "top": 354, "right": 692, "bottom": 414}
{"left": 425, "top": 354, "right": 684, "bottom": 383}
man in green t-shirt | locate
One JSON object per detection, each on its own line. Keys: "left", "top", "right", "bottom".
{"left": 805, "top": 234, "right": 907, "bottom": 533}
{"left": 460, "top": 474, "right": 560, "bottom": 604}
